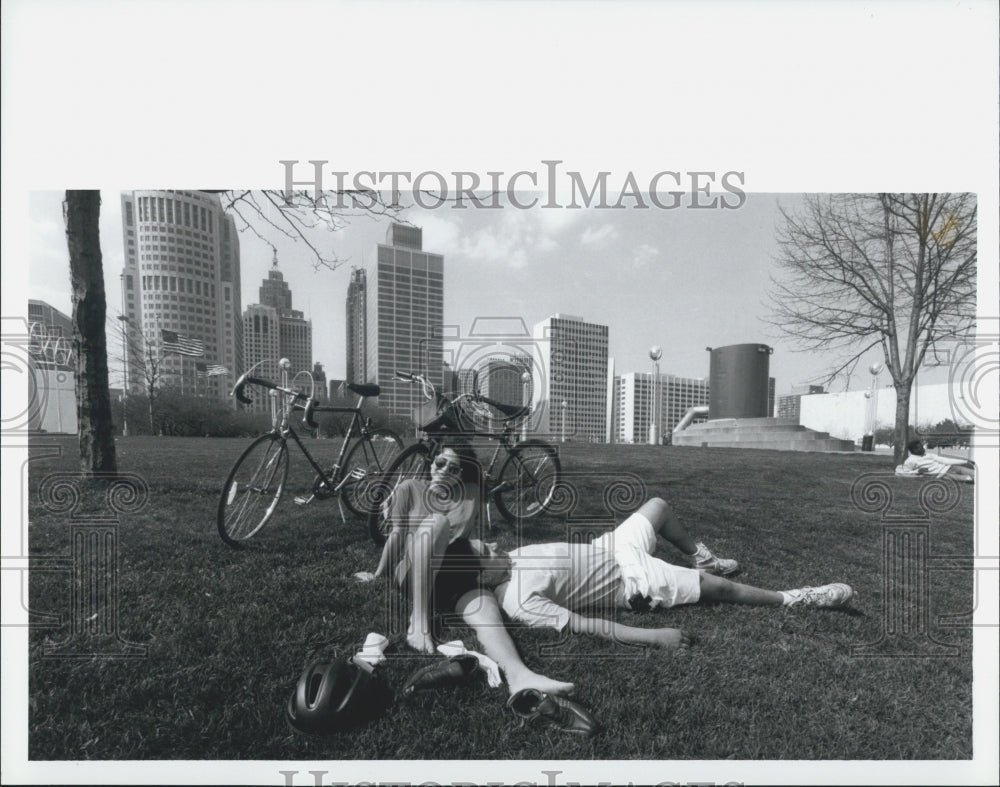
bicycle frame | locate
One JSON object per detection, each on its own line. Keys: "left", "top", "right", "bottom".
{"left": 397, "top": 374, "right": 527, "bottom": 498}
{"left": 236, "top": 362, "right": 382, "bottom": 503}
{"left": 292, "top": 395, "right": 377, "bottom": 501}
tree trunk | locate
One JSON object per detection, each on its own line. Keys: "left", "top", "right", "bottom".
{"left": 66, "top": 190, "right": 118, "bottom": 475}
{"left": 892, "top": 381, "right": 912, "bottom": 465}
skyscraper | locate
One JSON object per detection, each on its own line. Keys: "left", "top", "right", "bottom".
{"left": 120, "top": 190, "right": 241, "bottom": 398}
{"left": 481, "top": 354, "right": 532, "bottom": 408}
{"left": 533, "top": 314, "right": 609, "bottom": 442}
{"left": 612, "top": 372, "right": 710, "bottom": 444}
{"left": 242, "top": 252, "right": 313, "bottom": 409}
{"left": 241, "top": 304, "right": 281, "bottom": 411}
{"left": 365, "top": 224, "right": 444, "bottom": 416}
{"left": 345, "top": 267, "right": 367, "bottom": 383}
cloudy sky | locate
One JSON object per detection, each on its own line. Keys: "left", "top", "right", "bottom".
{"left": 28, "top": 189, "right": 917, "bottom": 395}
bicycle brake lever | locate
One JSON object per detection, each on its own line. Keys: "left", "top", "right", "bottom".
{"left": 303, "top": 398, "right": 319, "bottom": 429}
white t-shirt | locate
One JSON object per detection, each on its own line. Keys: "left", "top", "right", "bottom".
{"left": 493, "top": 542, "right": 624, "bottom": 631}
{"left": 901, "top": 453, "right": 966, "bottom": 478}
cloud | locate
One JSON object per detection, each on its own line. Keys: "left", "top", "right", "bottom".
{"left": 631, "top": 243, "right": 658, "bottom": 269}
{"left": 580, "top": 223, "right": 618, "bottom": 246}
{"left": 415, "top": 212, "right": 461, "bottom": 254}
{"left": 537, "top": 205, "right": 585, "bottom": 234}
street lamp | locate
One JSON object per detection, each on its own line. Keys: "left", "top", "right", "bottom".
{"left": 863, "top": 362, "right": 884, "bottom": 450}
{"left": 649, "top": 345, "right": 662, "bottom": 445}
{"left": 521, "top": 370, "right": 531, "bottom": 441}
{"left": 560, "top": 400, "right": 568, "bottom": 443}
{"left": 118, "top": 313, "right": 130, "bottom": 438}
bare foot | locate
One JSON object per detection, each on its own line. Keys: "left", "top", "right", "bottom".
{"left": 406, "top": 629, "right": 438, "bottom": 654}
{"left": 506, "top": 670, "right": 576, "bottom": 698}
{"left": 650, "top": 628, "right": 691, "bottom": 650}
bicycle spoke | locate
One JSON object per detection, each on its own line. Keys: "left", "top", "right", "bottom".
{"left": 339, "top": 428, "right": 404, "bottom": 517}
{"left": 493, "top": 441, "right": 561, "bottom": 522}
{"left": 217, "top": 435, "right": 288, "bottom": 546}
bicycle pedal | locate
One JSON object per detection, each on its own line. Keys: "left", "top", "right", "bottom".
{"left": 293, "top": 495, "right": 314, "bottom": 506}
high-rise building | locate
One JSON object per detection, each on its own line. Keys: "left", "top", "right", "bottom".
{"left": 258, "top": 251, "right": 312, "bottom": 377}
{"left": 533, "top": 314, "right": 609, "bottom": 442}
{"left": 241, "top": 304, "right": 281, "bottom": 410}
{"left": 777, "top": 385, "right": 825, "bottom": 423}
{"left": 611, "top": 372, "right": 710, "bottom": 444}
{"left": 345, "top": 268, "right": 367, "bottom": 383}
{"left": 120, "top": 190, "right": 241, "bottom": 399}
{"left": 241, "top": 253, "right": 313, "bottom": 410}
{"left": 481, "top": 354, "right": 532, "bottom": 408}
{"left": 365, "top": 223, "right": 444, "bottom": 416}
{"left": 312, "top": 362, "right": 328, "bottom": 403}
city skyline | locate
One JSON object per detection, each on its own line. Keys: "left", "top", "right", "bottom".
{"left": 28, "top": 191, "right": 955, "bottom": 398}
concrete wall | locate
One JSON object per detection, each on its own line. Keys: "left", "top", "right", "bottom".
{"left": 29, "top": 368, "right": 78, "bottom": 434}
{"left": 799, "top": 383, "right": 962, "bottom": 442}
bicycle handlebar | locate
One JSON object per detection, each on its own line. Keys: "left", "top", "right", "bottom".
{"left": 231, "top": 373, "right": 310, "bottom": 406}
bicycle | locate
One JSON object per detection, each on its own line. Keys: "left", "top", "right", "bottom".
{"left": 366, "top": 370, "right": 563, "bottom": 546}
{"left": 217, "top": 358, "right": 404, "bottom": 547}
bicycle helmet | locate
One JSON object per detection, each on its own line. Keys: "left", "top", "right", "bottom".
{"left": 285, "top": 657, "right": 390, "bottom": 735}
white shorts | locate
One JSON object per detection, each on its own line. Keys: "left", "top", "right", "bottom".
{"left": 590, "top": 511, "right": 702, "bottom": 610}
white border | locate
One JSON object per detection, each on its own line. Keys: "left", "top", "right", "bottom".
{"left": 3, "top": 1, "right": 998, "bottom": 785}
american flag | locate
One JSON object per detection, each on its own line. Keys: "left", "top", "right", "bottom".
{"left": 161, "top": 329, "right": 204, "bottom": 357}
{"left": 196, "top": 363, "right": 229, "bottom": 377}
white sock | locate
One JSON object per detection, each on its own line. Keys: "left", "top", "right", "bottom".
{"left": 779, "top": 590, "right": 795, "bottom": 606}
{"left": 686, "top": 542, "right": 708, "bottom": 558}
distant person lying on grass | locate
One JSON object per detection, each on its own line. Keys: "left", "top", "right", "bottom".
{"left": 465, "top": 497, "right": 854, "bottom": 649}
{"left": 896, "top": 439, "right": 975, "bottom": 483}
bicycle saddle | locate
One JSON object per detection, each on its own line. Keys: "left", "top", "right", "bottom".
{"left": 477, "top": 395, "right": 530, "bottom": 420}
{"left": 346, "top": 383, "right": 380, "bottom": 398}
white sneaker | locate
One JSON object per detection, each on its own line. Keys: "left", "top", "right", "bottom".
{"left": 783, "top": 583, "right": 854, "bottom": 608}
{"left": 687, "top": 542, "right": 739, "bottom": 576}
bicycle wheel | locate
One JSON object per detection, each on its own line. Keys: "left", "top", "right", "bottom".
{"left": 338, "top": 428, "right": 405, "bottom": 517}
{"left": 367, "top": 443, "right": 432, "bottom": 546}
{"left": 217, "top": 433, "right": 289, "bottom": 547}
{"left": 493, "top": 439, "right": 562, "bottom": 522}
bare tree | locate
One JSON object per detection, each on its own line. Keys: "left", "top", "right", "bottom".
{"left": 768, "top": 193, "right": 977, "bottom": 463}
{"left": 213, "top": 189, "right": 407, "bottom": 270}
{"left": 111, "top": 316, "right": 168, "bottom": 434}
{"left": 66, "top": 191, "right": 118, "bottom": 474}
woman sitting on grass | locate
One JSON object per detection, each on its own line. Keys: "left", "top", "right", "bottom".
{"left": 356, "top": 444, "right": 575, "bottom": 699}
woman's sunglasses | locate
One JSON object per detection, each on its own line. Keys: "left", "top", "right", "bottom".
{"left": 432, "top": 456, "right": 462, "bottom": 475}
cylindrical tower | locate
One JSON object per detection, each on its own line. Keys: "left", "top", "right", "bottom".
{"left": 120, "top": 190, "right": 242, "bottom": 399}
{"left": 708, "top": 343, "right": 773, "bottom": 419}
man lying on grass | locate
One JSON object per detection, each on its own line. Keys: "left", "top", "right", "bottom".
{"left": 465, "top": 497, "right": 854, "bottom": 649}
{"left": 897, "top": 438, "right": 976, "bottom": 483}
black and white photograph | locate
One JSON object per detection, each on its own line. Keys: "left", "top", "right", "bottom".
{"left": 2, "top": 2, "right": 998, "bottom": 785}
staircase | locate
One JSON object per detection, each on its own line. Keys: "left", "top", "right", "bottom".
{"left": 672, "top": 417, "right": 857, "bottom": 452}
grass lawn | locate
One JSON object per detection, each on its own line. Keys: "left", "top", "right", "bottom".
{"left": 25, "top": 435, "right": 975, "bottom": 761}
